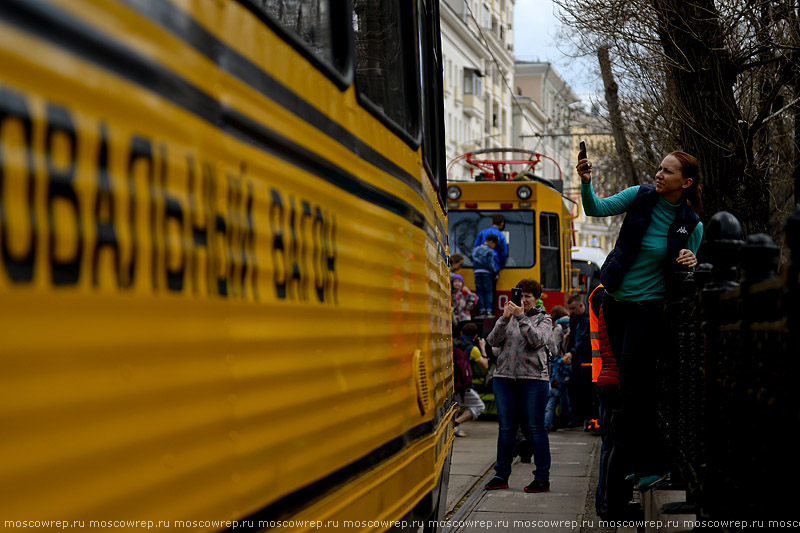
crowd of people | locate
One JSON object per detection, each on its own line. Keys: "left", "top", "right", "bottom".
{"left": 449, "top": 148, "right": 704, "bottom": 517}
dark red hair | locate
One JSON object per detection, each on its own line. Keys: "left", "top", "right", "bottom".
{"left": 669, "top": 150, "right": 703, "bottom": 215}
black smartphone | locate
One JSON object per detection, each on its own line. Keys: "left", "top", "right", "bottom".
{"left": 578, "top": 141, "right": 587, "bottom": 161}
{"left": 511, "top": 288, "right": 522, "bottom": 307}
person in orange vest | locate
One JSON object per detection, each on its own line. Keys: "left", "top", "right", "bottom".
{"left": 588, "top": 284, "right": 607, "bottom": 514}
{"left": 589, "top": 286, "right": 602, "bottom": 384}
{"left": 588, "top": 285, "right": 603, "bottom": 431}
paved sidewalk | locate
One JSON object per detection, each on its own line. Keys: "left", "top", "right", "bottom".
{"left": 444, "top": 420, "right": 605, "bottom": 533}
{"left": 446, "top": 420, "right": 499, "bottom": 514}
{"left": 444, "top": 419, "right": 695, "bottom": 533}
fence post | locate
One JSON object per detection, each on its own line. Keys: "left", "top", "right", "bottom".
{"left": 698, "top": 211, "right": 743, "bottom": 520}
{"left": 786, "top": 204, "right": 800, "bottom": 342}
{"left": 662, "top": 266, "right": 699, "bottom": 515}
{"left": 736, "top": 233, "right": 781, "bottom": 518}
{"left": 689, "top": 262, "right": 710, "bottom": 511}
{"left": 775, "top": 205, "right": 800, "bottom": 517}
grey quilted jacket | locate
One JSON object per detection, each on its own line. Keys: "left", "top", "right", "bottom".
{"left": 487, "top": 306, "right": 553, "bottom": 381}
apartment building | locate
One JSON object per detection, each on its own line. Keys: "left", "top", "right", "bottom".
{"left": 513, "top": 61, "right": 579, "bottom": 189}
{"left": 440, "top": 0, "right": 515, "bottom": 181}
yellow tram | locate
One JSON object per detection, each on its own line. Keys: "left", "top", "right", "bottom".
{"left": 446, "top": 149, "right": 576, "bottom": 315}
{"left": 0, "top": 0, "right": 453, "bottom": 530}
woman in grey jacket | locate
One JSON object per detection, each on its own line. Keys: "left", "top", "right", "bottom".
{"left": 484, "top": 278, "right": 554, "bottom": 493}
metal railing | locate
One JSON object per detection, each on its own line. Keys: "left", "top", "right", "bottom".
{"left": 659, "top": 206, "right": 800, "bottom": 523}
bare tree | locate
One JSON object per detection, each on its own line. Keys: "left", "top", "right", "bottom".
{"left": 554, "top": 0, "right": 799, "bottom": 241}
{"left": 597, "top": 45, "right": 640, "bottom": 186}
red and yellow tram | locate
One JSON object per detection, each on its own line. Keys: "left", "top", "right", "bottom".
{"left": 446, "top": 148, "right": 576, "bottom": 315}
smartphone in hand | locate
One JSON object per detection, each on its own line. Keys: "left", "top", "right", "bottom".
{"left": 577, "top": 141, "right": 591, "bottom": 181}
{"left": 511, "top": 288, "right": 522, "bottom": 307}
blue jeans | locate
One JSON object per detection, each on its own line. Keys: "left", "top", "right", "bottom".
{"left": 544, "top": 389, "right": 571, "bottom": 428}
{"left": 492, "top": 377, "right": 551, "bottom": 481}
{"left": 474, "top": 272, "right": 493, "bottom": 314}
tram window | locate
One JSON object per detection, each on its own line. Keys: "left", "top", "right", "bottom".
{"left": 448, "top": 211, "right": 535, "bottom": 269}
{"left": 418, "top": 0, "right": 446, "bottom": 204}
{"left": 257, "top": 0, "right": 345, "bottom": 75}
{"left": 540, "top": 212, "right": 561, "bottom": 290}
{"left": 353, "top": 0, "right": 420, "bottom": 141}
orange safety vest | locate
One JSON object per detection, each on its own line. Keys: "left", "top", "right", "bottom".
{"left": 588, "top": 284, "right": 604, "bottom": 383}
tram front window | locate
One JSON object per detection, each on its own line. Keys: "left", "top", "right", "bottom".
{"left": 448, "top": 211, "right": 535, "bottom": 268}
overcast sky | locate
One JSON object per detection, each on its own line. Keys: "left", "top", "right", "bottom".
{"left": 513, "top": 0, "right": 596, "bottom": 96}
{"left": 513, "top": 0, "right": 560, "bottom": 63}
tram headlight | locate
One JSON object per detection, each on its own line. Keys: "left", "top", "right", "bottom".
{"left": 516, "top": 185, "right": 532, "bottom": 200}
{"left": 447, "top": 185, "right": 462, "bottom": 200}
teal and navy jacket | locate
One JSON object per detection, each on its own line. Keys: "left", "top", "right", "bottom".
{"left": 581, "top": 183, "right": 703, "bottom": 301}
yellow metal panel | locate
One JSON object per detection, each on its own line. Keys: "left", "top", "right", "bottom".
{"left": 168, "top": 0, "right": 422, "bottom": 178}
{"left": 45, "top": 0, "right": 433, "bottom": 232}
{"left": 289, "top": 416, "right": 455, "bottom": 532}
{"left": 0, "top": 0, "right": 453, "bottom": 529}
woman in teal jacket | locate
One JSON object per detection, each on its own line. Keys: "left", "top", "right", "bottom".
{"left": 577, "top": 151, "right": 703, "bottom": 492}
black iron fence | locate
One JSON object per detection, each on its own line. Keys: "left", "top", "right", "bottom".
{"left": 659, "top": 206, "right": 800, "bottom": 523}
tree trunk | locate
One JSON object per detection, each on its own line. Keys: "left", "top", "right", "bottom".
{"left": 794, "top": 7, "right": 800, "bottom": 208}
{"left": 651, "top": 0, "right": 770, "bottom": 236}
{"left": 597, "top": 45, "right": 640, "bottom": 187}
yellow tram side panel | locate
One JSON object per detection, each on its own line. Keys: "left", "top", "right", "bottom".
{"left": 0, "top": 1, "right": 452, "bottom": 529}
{"left": 290, "top": 409, "right": 455, "bottom": 532}
{"left": 46, "top": 0, "right": 424, "bottom": 205}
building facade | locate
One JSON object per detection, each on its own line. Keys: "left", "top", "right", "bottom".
{"left": 440, "top": 0, "right": 515, "bottom": 181}
{"left": 512, "top": 61, "right": 579, "bottom": 189}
